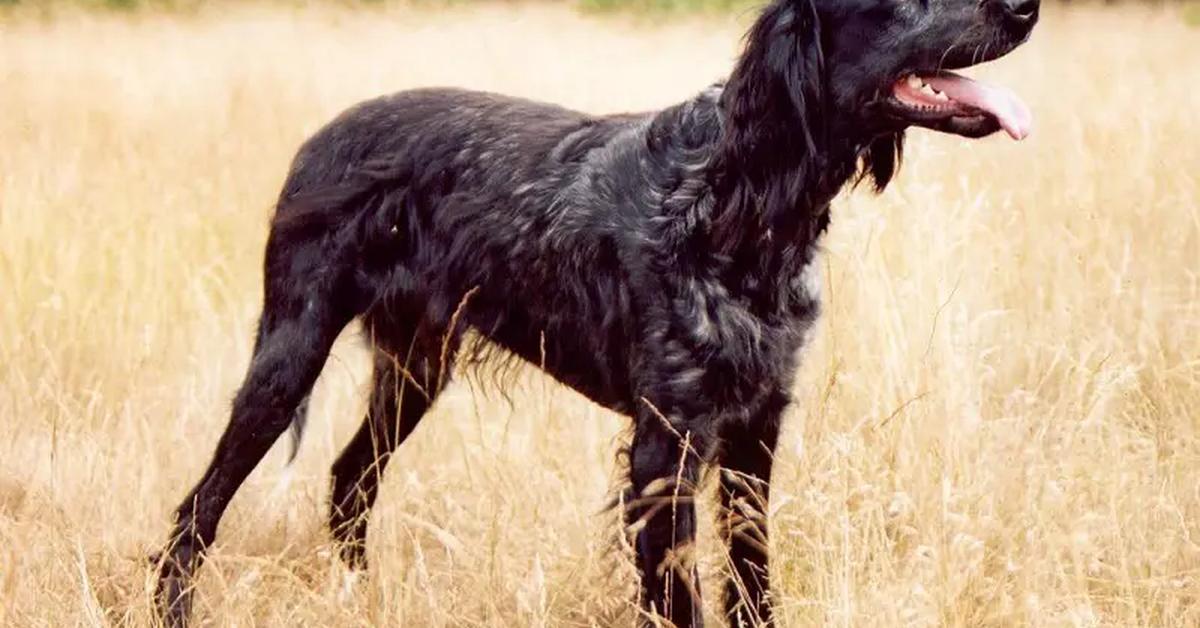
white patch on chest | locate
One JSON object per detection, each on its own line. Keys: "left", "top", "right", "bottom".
{"left": 798, "top": 258, "right": 823, "bottom": 304}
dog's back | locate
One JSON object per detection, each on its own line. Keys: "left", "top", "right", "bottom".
{"left": 269, "top": 89, "right": 644, "bottom": 408}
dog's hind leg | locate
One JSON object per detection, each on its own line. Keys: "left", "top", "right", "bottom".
{"left": 625, "top": 410, "right": 708, "bottom": 628}
{"left": 328, "top": 316, "right": 460, "bottom": 569}
{"left": 154, "top": 231, "right": 361, "bottom": 627}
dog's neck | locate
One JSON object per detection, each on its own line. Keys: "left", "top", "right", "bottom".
{"left": 700, "top": 2, "right": 864, "bottom": 291}
{"left": 705, "top": 97, "right": 862, "bottom": 251}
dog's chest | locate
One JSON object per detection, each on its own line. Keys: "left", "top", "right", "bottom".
{"left": 656, "top": 258, "right": 822, "bottom": 412}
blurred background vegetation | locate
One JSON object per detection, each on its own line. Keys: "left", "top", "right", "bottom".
{"left": 1, "top": 0, "right": 1199, "bottom": 14}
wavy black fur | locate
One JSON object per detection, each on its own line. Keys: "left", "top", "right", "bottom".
{"left": 155, "top": 0, "right": 1037, "bottom": 625}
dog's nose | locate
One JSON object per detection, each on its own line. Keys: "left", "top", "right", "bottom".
{"left": 1001, "top": 0, "right": 1040, "bottom": 25}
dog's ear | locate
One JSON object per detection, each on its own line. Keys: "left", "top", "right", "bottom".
{"left": 722, "top": 0, "right": 826, "bottom": 158}
{"left": 859, "top": 132, "right": 905, "bottom": 192}
{"left": 711, "top": 0, "right": 829, "bottom": 254}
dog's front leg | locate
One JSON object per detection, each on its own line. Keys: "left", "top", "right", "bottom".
{"left": 624, "top": 405, "right": 709, "bottom": 628}
{"left": 716, "top": 390, "right": 788, "bottom": 627}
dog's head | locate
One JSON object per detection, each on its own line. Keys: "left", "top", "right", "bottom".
{"left": 725, "top": 0, "right": 1037, "bottom": 161}
{"left": 818, "top": 0, "right": 1037, "bottom": 141}
{"left": 715, "top": 0, "right": 1038, "bottom": 232}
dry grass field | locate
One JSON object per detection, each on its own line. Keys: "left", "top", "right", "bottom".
{"left": 1, "top": 2, "right": 1199, "bottom": 626}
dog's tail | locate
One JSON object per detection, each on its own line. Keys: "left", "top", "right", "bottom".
{"left": 272, "top": 157, "right": 413, "bottom": 465}
{"left": 286, "top": 396, "right": 310, "bottom": 463}
{"left": 273, "top": 180, "right": 372, "bottom": 466}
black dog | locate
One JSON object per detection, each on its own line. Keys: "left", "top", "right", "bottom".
{"left": 155, "top": 0, "right": 1036, "bottom": 624}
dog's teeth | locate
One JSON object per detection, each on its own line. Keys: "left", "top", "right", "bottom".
{"left": 934, "top": 92, "right": 949, "bottom": 102}
{"left": 920, "top": 84, "right": 936, "bottom": 96}
{"left": 906, "top": 75, "right": 923, "bottom": 89}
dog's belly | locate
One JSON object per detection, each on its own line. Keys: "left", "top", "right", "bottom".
{"left": 457, "top": 259, "right": 823, "bottom": 423}
{"left": 467, "top": 304, "right": 636, "bottom": 414}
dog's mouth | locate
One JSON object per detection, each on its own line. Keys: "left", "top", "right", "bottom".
{"left": 887, "top": 71, "right": 1032, "bottom": 140}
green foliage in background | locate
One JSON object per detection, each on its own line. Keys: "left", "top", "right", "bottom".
{"left": 577, "top": 0, "right": 757, "bottom": 13}
{"left": 1, "top": 0, "right": 1198, "bottom": 15}
{"left": 1183, "top": 0, "right": 1200, "bottom": 25}
{"left": 0, "top": 0, "right": 203, "bottom": 9}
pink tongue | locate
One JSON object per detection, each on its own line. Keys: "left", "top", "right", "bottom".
{"left": 926, "top": 73, "right": 1033, "bottom": 140}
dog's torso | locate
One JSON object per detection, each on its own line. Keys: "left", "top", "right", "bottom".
{"left": 278, "top": 87, "right": 823, "bottom": 429}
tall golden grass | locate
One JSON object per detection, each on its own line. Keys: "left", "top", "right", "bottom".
{"left": 1, "top": 3, "right": 1198, "bottom": 626}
